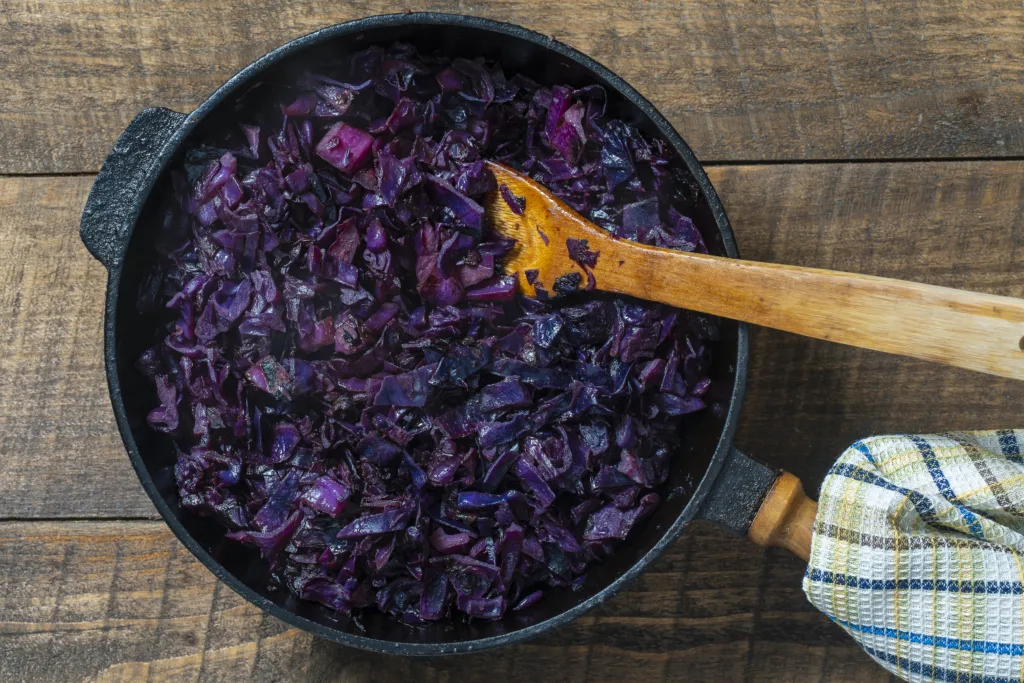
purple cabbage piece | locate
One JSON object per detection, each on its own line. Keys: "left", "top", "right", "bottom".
{"left": 254, "top": 469, "right": 301, "bottom": 530}
{"left": 601, "top": 119, "right": 635, "bottom": 191}
{"left": 482, "top": 448, "right": 520, "bottom": 489}
{"left": 430, "top": 527, "right": 472, "bottom": 554}
{"left": 513, "top": 590, "right": 544, "bottom": 611}
{"left": 226, "top": 511, "right": 301, "bottom": 559}
{"left": 457, "top": 491, "right": 506, "bottom": 510}
{"left": 436, "top": 66, "right": 464, "bottom": 91}
{"left": 457, "top": 595, "right": 506, "bottom": 620}
{"left": 425, "top": 174, "right": 485, "bottom": 231}
{"left": 356, "top": 434, "right": 403, "bottom": 465}
{"left": 140, "top": 42, "right": 715, "bottom": 627}
{"left": 619, "top": 197, "right": 659, "bottom": 241}
{"left": 377, "top": 148, "right": 423, "bottom": 206}
{"left": 513, "top": 458, "right": 556, "bottom": 510}
{"left": 298, "top": 576, "right": 352, "bottom": 612}
{"left": 499, "top": 183, "right": 525, "bottom": 215}
{"left": 336, "top": 506, "right": 413, "bottom": 538}
{"left": 146, "top": 375, "right": 178, "bottom": 432}
{"left": 566, "top": 238, "right": 599, "bottom": 269}
{"left": 315, "top": 122, "right": 374, "bottom": 174}
{"left": 300, "top": 476, "right": 351, "bottom": 517}
{"left": 373, "top": 365, "right": 434, "bottom": 407}
{"left": 452, "top": 57, "right": 495, "bottom": 104}
{"left": 268, "top": 422, "right": 301, "bottom": 463}
{"left": 474, "top": 378, "right": 532, "bottom": 412}
{"left": 464, "top": 275, "right": 517, "bottom": 301}
{"left": 583, "top": 493, "right": 660, "bottom": 541}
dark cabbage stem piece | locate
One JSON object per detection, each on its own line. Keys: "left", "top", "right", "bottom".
{"left": 138, "top": 42, "right": 716, "bottom": 627}
{"left": 565, "top": 238, "right": 599, "bottom": 291}
{"left": 499, "top": 183, "right": 526, "bottom": 215}
{"left": 565, "top": 238, "right": 599, "bottom": 269}
{"left": 552, "top": 272, "right": 583, "bottom": 295}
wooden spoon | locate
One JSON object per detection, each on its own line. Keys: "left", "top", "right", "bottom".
{"left": 483, "top": 160, "right": 1024, "bottom": 381}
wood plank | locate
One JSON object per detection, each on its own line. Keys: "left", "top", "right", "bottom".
{"left": 1, "top": 0, "right": 1023, "bottom": 174}
{"left": 6, "top": 160, "right": 1024, "bottom": 516}
{"left": 0, "top": 521, "right": 313, "bottom": 682}
{"left": 0, "top": 519, "right": 882, "bottom": 682}
{"left": 5, "top": 161, "right": 1024, "bottom": 518}
{"left": 0, "top": 176, "right": 150, "bottom": 518}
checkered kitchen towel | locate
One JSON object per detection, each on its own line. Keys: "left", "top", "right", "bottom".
{"left": 805, "top": 430, "right": 1024, "bottom": 683}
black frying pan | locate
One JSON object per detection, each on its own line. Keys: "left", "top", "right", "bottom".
{"left": 79, "top": 13, "right": 809, "bottom": 655}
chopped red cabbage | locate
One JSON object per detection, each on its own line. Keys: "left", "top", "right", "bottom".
{"left": 315, "top": 122, "right": 374, "bottom": 174}
{"left": 139, "top": 43, "right": 717, "bottom": 626}
{"left": 499, "top": 183, "right": 525, "bottom": 215}
{"left": 566, "top": 238, "right": 599, "bottom": 269}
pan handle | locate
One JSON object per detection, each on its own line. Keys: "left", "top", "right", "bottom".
{"left": 697, "top": 448, "right": 817, "bottom": 561}
{"left": 80, "top": 107, "right": 186, "bottom": 270}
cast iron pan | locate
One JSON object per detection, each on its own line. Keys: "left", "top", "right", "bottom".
{"left": 79, "top": 13, "right": 815, "bottom": 655}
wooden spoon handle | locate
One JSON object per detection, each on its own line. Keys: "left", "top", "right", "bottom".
{"left": 592, "top": 243, "right": 1024, "bottom": 380}
{"left": 747, "top": 472, "right": 817, "bottom": 561}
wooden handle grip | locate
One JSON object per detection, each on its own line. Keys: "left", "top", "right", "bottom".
{"left": 747, "top": 472, "right": 817, "bottom": 561}
{"left": 594, "top": 245, "right": 1024, "bottom": 381}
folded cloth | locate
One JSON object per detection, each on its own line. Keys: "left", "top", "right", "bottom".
{"left": 804, "top": 431, "right": 1024, "bottom": 683}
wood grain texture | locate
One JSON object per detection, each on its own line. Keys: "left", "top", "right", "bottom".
{"left": 0, "top": 521, "right": 314, "bottom": 682}
{"left": 0, "top": 177, "right": 152, "bottom": 519}
{"left": 0, "top": 520, "right": 890, "bottom": 683}
{"left": 2, "top": 0, "right": 1023, "bottom": 173}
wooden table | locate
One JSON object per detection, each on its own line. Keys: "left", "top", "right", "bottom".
{"left": 2, "top": 1, "right": 1023, "bottom": 680}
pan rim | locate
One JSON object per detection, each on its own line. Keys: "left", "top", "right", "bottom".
{"left": 100, "top": 12, "right": 749, "bottom": 655}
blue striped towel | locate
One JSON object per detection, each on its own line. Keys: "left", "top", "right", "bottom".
{"left": 805, "top": 430, "right": 1024, "bottom": 682}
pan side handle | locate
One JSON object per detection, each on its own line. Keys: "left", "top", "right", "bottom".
{"left": 697, "top": 448, "right": 817, "bottom": 562}
{"left": 80, "top": 107, "right": 186, "bottom": 270}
